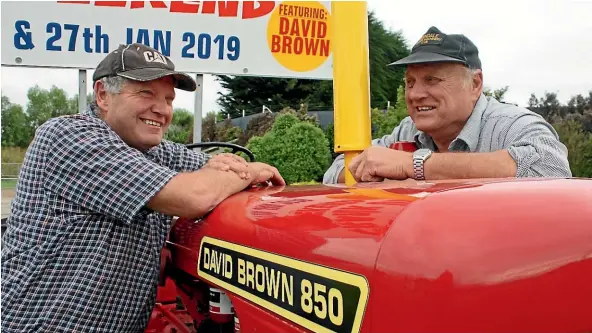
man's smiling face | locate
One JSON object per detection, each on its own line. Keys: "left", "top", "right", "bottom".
{"left": 98, "top": 76, "right": 176, "bottom": 151}
{"left": 404, "top": 62, "right": 482, "bottom": 138}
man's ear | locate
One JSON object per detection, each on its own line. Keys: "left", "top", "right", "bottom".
{"left": 94, "top": 80, "right": 109, "bottom": 111}
{"left": 472, "top": 69, "right": 484, "bottom": 95}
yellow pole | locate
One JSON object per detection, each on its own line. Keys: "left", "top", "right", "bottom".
{"left": 331, "top": 1, "right": 372, "bottom": 187}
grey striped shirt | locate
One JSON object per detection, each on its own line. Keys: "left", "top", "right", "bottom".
{"left": 323, "top": 94, "right": 571, "bottom": 184}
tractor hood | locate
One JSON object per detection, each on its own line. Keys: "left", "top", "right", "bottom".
{"left": 168, "top": 177, "right": 592, "bottom": 333}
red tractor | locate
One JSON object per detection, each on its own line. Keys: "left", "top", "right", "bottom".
{"left": 147, "top": 177, "right": 592, "bottom": 333}
{"left": 145, "top": 3, "right": 592, "bottom": 333}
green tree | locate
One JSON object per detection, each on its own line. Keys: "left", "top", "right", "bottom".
{"left": 553, "top": 119, "right": 592, "bottom": 177}
{"left": 26, "top": 85, "right": 77, "bottom": 130}
{"left": 527, "top": 92, "right": 562, "bottom": 121}
{"left": 2, "top": 96, "right": 33, "bottom": 147}
{"left": 237, "top": 112, "right": 276, "bottom": 146}
{"left": 216, "top": 118, "right": 242, "bottom": 142}
{"left": 68, "top": 93, "right": 93, "bottom": 112}
{"left": 483, "top": 86, "right": 509, "bottom": 102}
{"left": 371, "top": 85, "right": 408, "bottom": 138}
{"left": 165, "top": 109, "right": 194, "bottom": 143}
{"left": 366, "top": 12, "right": 409, "bottom": 108}
{"left": 246, "top": 112, "right": 331, "bottom": 184}
{"left": 215, "top": 76, "right": 333, "bottom": 118}
{"left": 200, "top": 111, "right": 218, "bottom": 142}
{"left": 215, "top": 11, "right": 409, "bottom": 117}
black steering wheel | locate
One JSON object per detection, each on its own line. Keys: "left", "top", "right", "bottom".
{"left": 185, "top": 142, "right": 255, "bottom": 162}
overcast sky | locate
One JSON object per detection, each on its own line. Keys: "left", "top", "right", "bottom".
{"left": 2, "top": 0, "right": 591, "bottom": 115}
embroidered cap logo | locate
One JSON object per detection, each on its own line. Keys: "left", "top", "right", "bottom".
{"left": 416, "top": 33, "right": 443, "bottom": 46}
{"left": 143, "top": 51, "right": 168, "bottom": 65}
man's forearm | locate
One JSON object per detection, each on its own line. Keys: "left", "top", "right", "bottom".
{"left": 337, "top": 170, "right": 345, "bottom": 183}
{"left": 423, "top": 150, "right": 517, "bottom": 180}
{"left": 148, "top": 168, "right": 251, "bottom": 218}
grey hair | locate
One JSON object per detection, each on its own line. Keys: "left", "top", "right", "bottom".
{"left": 462, "top": 67, "right": 481, "bottom": 89}
{"left": 91, "top": 76, "right": 129, "bottom": 112}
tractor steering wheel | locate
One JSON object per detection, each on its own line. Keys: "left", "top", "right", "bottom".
{"left": 185, "top": 142, "right": 256, "bottom": 162}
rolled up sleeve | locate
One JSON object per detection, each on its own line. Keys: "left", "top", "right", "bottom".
{"left": 44, "top": 119, "right": 179, "bottom": 224}
{"left": 151, "top": 140, "right": 211, "bottom": 172}
{"left": 323, "top": 120, "right": 406, "bottom": 184}
{"left": 323, "top": 154, "right": 346, "bottom": 184}
{"left": 504, "top": 114, "right": 572, "bottom": 178}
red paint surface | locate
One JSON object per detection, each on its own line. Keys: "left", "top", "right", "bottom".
{"left": 164, "top": 177, "right": 592, "bottom": 332}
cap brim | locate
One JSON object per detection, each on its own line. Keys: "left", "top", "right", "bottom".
{"left": 387, "top": 52, "right": 466, "bottom": 67}
{"left": 117, "top": 68, "right": 197, "bottom": 91}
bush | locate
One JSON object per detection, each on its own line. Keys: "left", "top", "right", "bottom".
{"left": 237, "top": 105, "right": 319, "bottom": 147}
{"left": 237, "top": 112, "right": 276, "bottom": 146}
{"left": 371, "top": 85, "right": 408, "bottom": 138}
{"left": 165, "top": 124, "right": 191, "bottom": 143}
{"left": 216, "top": 118, "right": 242, "bottom": 142}
{"left": 283, "top": 104, "right": 319, "bottom": 127}
{"left": 324, "top": 123, "right": 337, "bottom": 160}
{"left": 200, "top": 111, "right": 218, "bottom": 142}
{"left": 246, "top": 113, "right": 331, "bottom": 184}
{"left": 553, "top": 119, "right": 592, "bottom": 178}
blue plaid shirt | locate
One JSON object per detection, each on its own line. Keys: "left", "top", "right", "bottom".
{"left": 1, "top": 106, "right": 210, "bottom": 332}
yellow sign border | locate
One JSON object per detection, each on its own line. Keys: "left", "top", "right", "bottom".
{"left": 197, "top": 236, "right": 370, "bottom": 333}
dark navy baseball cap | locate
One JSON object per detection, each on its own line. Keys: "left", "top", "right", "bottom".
{"left": 388, "top": 26, "right": 482, "bottom": 69}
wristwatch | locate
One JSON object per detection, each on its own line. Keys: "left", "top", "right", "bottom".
{"left": 413, "top": 148, "right": 433, "bottom": 180}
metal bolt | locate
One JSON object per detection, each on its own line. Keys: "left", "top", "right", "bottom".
{"left": 15, "top": 57, "right": 22, "bottom": 64}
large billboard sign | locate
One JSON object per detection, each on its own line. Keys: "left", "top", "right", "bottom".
{"left": 1, "top": 1, "right": 333, "bottom": 80}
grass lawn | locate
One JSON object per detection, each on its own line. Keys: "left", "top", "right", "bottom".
{"left": 1, "top": 179, "right": 17, "bottom": 189}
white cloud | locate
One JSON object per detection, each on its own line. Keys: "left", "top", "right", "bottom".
{"left": 2, "top": 0, "right": 590, "bottom": 115}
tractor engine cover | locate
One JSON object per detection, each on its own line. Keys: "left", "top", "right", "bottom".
{"left": 167, "top": 178, "right": 592, "bottom": 333}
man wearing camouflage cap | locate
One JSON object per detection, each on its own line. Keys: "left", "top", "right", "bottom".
{"left": 324, "top": 26, "right": 571, "bottom": 183}
{"left": 1, "top": 43, "right": 284, "bottom": 332}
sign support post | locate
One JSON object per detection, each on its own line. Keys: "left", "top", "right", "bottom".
{"left": 78, "top": 69, "right": 87, "bottom": 113}
{"left": 331, "top": 1, "right": 371, "bottom": 186}
{"left": 193, "top": 74, "right": 204, "bottom": 146}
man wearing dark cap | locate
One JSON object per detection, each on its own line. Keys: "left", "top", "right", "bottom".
{"left": 323, "top": 27, "right": 571, "bottom": 183}
{"left": 1, "top": 43, "right": 285, "bottom": 332}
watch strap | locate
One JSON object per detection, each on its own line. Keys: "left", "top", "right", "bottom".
{"left": 413, "top": 149, "right": 432, "bottom": 180}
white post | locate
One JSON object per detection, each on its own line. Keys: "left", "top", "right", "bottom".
{"left": 193, "top": 74, "right": 204, "bottom": 145}
{"left": 78, "top": 69, "right": 87, "bottom": 113}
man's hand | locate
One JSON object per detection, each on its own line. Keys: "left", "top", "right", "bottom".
{"left": 247, "top": 162, "right": 286, "bottom": 186}
{"left": 348, "top": 146, "right": 414, "bottom": 182}
{"left": 204, "top": 153, "right": 250, "bottom": 179}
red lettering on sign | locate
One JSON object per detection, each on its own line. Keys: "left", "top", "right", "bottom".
{"left": 279, "top": 17, "right": 290, "bottom": 35}
{"left": 271, "top": 35, "right": 281, "bottom": 52}
{"left": 170, "top": 1, "right": 200, "bottom": 13}
{"left": 218, "top": 1, "right": 239, "bottom": 17}
{"left": 95, "top": 1, "right": 126, "bottom": 6}
{"left": 282, "top": 36, "right": 291, "bottom": 53}
{"left": 131, "top": 1, "right": 167, "bottom": 8}
{"left": 56, "top": 1, "right": 275, "bottom": 18}
{"left": 271, "top": 34, "right": 330, "bottom": 57}
{"left": 290, "top": 20, "right": 301, "bottom": 36}
{"left": 201, "top": 1, "right": 216, "bottom": 14}
{"left": 317, "top": 21, "right": 327, "bottom": 39}
{"left": 242, "top": 1, "right": 275, "bottom": 19}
